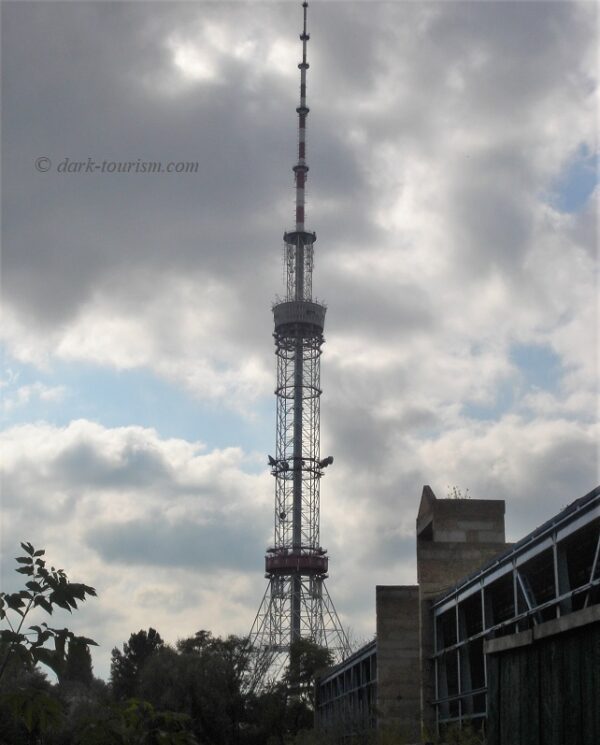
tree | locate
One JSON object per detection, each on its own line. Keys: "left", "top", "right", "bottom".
{"left": 285, "top": 638, "right": 333, "bottom": 708}
{"left": 139, "top": 631, "right": 251, "bottom": 745}
{"left": 282, "top": 639, "right": 333, "bottom": 737}
{"left": 0, "top": 541, "right": 97, "bottom": 682}
{"left": 242, "top": 640, "right": 335, "bottom": 745}
{"left": 63, "top": 637, "right": 94, "bottom": 686}
{"left": 110, "top": 628, "right": 164, "bottom": 700}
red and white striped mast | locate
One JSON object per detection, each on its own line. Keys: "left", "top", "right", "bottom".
{"left": 295, "top": 0, "right": 309, "bottom": 233}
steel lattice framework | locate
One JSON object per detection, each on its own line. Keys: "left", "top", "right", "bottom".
{"left": 248, "top": 1, "right": 349, "bottom": 687}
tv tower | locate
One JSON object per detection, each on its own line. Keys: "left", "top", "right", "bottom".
{"left": 248, "top": 1, "right": 349, "bottom": 682}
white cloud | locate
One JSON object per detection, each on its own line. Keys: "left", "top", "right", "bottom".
{"left": 0, "top": 419, "right": 272, "bottom": 678}
{"left": 2, "top": 381, "right": 66, "bottom": 413}
{"left": 2, "top": 274, "right": 272, "bottom": 413}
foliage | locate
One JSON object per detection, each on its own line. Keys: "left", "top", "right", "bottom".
{"left": 139, "top": 631, "right": 250, "bottom": 745}
{"left": 0, "top": 542, "right": 97, "bottom": 683}
{"left": 0, "top": 544, "right": 353, "bottom": 745}
{"left": 53, "top": 677, "right": 112, "bottom": 744}
{"left": 125, "top": 630, "right": 335, "bottom": 745}
{"left": 63, "top": 636, "right": 94, "bottom": 686}
{"left": 446, "top": 486, "right": 471, "bottom": 500}
{"left": 74, "top": 698, "right": 199, "bottom": 745}
{"left": 0, "top": 543, "right": 99, "bottom": 743}
{"left": 241, "top": 638, "right": 335, "bottom": 744}
{"left": 285, "top": 637, "right": 333, "bottom": 698}
{"left": 2, "top": 685, "right": 64, "bottom": 738}
{"left": 0, "top": 665, "right": 60, "bottom": 745}
{"left": 110, "top": 628, "right": 164, "bottom": 700}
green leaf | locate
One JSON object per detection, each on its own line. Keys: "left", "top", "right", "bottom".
{"left": 30, "top": 629, "right": 52, "bottom": 648}
{"left": 0, "top": 629, "right": 26, "bottom": 644}
{"left": 16, "top": 556, "right": 33, "bottom": 565}
{"left": 33, "top": 549, "right": 45, "bottom": 557}
{"left": 75, "top": 635, "right": 98, "bottom": 647}
{"left": 34, "top": 596, "right": 53, "bottom": 614}
{"left": 13, "top": 644, "right": 34, "bottom": 668}
{"left": 2, "top": 687, "right": 64, "bottom": 734}
{"left": 20, "top": 542, "right": 34, "bottom": 556}
{"left": 6, "top": 594, "right": 26, "bottom": 612}
{"left": 16, "top": 566, "right": 34, "bottom": 575}
{"left": 48, "top": 591, "right": 74, "bottom": 612}
{"left": 34, "top": 647, "right": 61, "bottom": 677}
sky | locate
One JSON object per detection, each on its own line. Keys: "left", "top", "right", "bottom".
{"left": 1, "top": 0, "right": 598, "bottom": 680}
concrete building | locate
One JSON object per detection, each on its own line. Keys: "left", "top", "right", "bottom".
{"left": 416, "top": 486, "right": 510, "bottom": 733}
{"left": 315, "top": 485, "right": 600, "bottom": 743}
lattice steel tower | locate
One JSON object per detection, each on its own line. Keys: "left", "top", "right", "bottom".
{"left": 248, "top": 1, "right": 349, "bottom": 681}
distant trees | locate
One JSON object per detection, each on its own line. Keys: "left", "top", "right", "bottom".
{"left": 109, "top": 630, "right": 334, "bottom": 745}
{"left": 63, "top": 637, "right": 94, "bottom": 686}
{"left": 1, "top": 543, "right": 338, "bottom": 744}
{"left": 286, "top": 637, "right": 333, "bottom": 698}
{"left": 136, "top": 630, "right": 249, "bottom": 744}
{"left": 110, "top": 628, "right": 165, "bottom": 700}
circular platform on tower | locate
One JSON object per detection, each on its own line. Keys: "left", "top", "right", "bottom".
{"left": 273, "top": 300, "right": 326, "bottom": 335}
{"left": 265, "top": 552, "right": 328, "bottom": 575}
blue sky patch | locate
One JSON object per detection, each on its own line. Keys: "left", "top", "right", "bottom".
{"left": 462, "top": 380, "right": 515, "bottom": 421}
{"left": 510, "top": 342, "right": 562, "bottom": 392}
{"left": 550, "top": 143, "right": 598, "bottom": 213}
{"left": 462, "top": 343, "right": 563, "bottom": 421}
{"left": 1, "top": 355, "right": 274, "bottom": 462}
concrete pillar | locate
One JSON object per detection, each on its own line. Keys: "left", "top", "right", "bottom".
{"left": 376, "top": 585, "right": 421, "bottom": 740}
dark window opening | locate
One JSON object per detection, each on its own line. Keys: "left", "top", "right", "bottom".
{"left": 459, "top": 592, "right": 483, "bottom": 639}
{"left": 437, "top": 609, "right": 457, "bottom": 649}
{"left": 563, "top": 520, "right": 599, "bottom": 591}
{"left": 468, "top": 638, "right": 485, "bottom": 690}
{"left": 519, "top": 548, "right": 556, "bottom": 610}
{"left": 486, "top": 573, "right": 515, "bottom": 629}
{"left": 445, "top": 650, "right": 459, "bottom": 698}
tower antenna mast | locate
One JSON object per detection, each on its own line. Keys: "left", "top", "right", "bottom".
{"left": 248, "top": 1, "right": 349, "bottom": 687}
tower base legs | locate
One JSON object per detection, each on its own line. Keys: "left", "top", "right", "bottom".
{"left": 247, "top": 573, "right": 349, "bottom": 692}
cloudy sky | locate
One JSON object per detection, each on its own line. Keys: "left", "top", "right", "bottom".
{"left": 1, "top": 0, "right": 598, "bottom": 679}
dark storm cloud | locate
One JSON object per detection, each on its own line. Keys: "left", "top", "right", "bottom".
{"left": 54, "top": 441, "right": 172, "bottom": 490}
{"left": 488, "top": 432, "right": 599, "bottom": 540}
{"left": 1, "top": 1, "right": 365, "bottom": 332}
{"left": 3, "top": 0, "right": 595, "bottom": 366}
{"left": 323, "top": 403, "right": 395, "bottom": 471}
{"left": 325, "top": 276, "right": 434, "bottom": 337}
{"left": 87, "top": 514, "right": 263, "bottom": 571}
{"left": 368, "top": 0, "right": 592, "bottom": 132}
